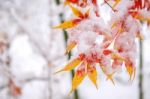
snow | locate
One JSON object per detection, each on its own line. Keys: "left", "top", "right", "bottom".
{"left": 0, "top": 0, "right": 150, "bottom": 99}
{"left": 9, "top": 34, "right": 46, "bottom": 77}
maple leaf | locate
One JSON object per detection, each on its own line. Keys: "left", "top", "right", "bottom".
{"left": 92, "top": 0, "right": 97, "bottom": 5}
{"left": 69, "top": 63, "right": 98, "bottom": 94}
{"left": 133, "top": 0, "right": 143, "bottom": 9}
{"left": 135, "top": 14, "right": 150, "bottom": 22}
{"left": 125, "top": 59, "right": 136, "bottom": 81}
{"left": 103, "top": 49, "right": 113, "bottom": 55}
{"left": 65, "top": 42, "right": 77, "bottom": 54}
{"left": 112, "top": 0, "right": 121, "bottom": 8}
{"left": 68, "top": 4, "right": 84, "bottom": 18}
{"left": 84, "top": 8, "right": 90, "bottom": 18}
{"left": 53, "top": 0, "right": 147, "bottom": 95}
{"left": 52, "top": 20, "right": 77, "bottom": 29}
{"left": 64, "top": 0, "right": 79, "bottom": 5}
{"left": 111, "top": 53, "right": 124, "bottom": 61}
{"left": 69, "top": 4, "right": 90, "bottom": 19}
{"left": 87, "top": 65, "right": 98, "bottom": 89}
{"left": 126, "top": 65, "right": 136, "bottom": 81}
{"left": 55, "top": 58, "right": 82, "bottom": 74}
{"left": 52, "top": 19, "right": 82, "bottom": 29}
{"left": 69, "top": 69, "right": 86, "bottom": 95}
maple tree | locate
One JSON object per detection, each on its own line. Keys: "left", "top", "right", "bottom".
{"left": 53, "top": 0, "right": 150, "bottom": 94}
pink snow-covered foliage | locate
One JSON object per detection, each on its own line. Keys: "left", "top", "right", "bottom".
{"left": 53, "top": 0, "right": 150, "bottom": 93}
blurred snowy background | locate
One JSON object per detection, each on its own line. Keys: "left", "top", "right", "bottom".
{"left": 0, "top": 0, "right": 150, "bottom": 99}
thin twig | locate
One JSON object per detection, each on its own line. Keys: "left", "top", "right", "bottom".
{"left": 104, "top": 0, "right": 117, "bottom": 12}
{"left": 139, "top": 40, "right": 144, "bottom": 99}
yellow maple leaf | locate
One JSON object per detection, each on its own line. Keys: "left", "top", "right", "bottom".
{"left": 87, "top": 66, "right": 98, "bottom": 89}
{"left": 69, "top": 71, "right": 86, "bottom": 95}
{"left": 112, "top": 0, "right": 121, "bottom": 9}
{"left": 111, "top": 22, "right": 118, "bottom": 29}
{"left": 126, "top": 65, "right": 136, "bottom": 81}
{"left": 65, "top": 42, "right": 77, "bottom": 54}
{"left": 134, "top": 14, "right": 150, "bottom": 22}
{"left": 52, "top": 20, "right": 77, "bottom": 29}
{"left": 106, "top": 73, "right": 115, "bottom": 85}
{"left": 55, "top": 58, "right": 82, "bottom": 74}
{"left": 64, "top": 0, "right": 70, "bottom": 6}
{"left": 111, "top": 53, "right": 124, "bottom": 62}
{"left": 69, "top": 4, "right": 84, "bottom": 18}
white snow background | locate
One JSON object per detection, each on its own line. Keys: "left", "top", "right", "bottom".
{"left": 0, "top": 0, "right": 150, "bottom": 99}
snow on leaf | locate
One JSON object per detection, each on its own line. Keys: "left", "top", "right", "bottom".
{"left": 103, "top": 49, "right": 113, "bottom": 55}
{"left": 111, "top": 22, "right": 118, "bottom": 29}
{"left": 100, "top": 64, "right": 115, "bottom": 85}
{"left": 136, "top": 15, "right": 150, "bottom": 22}
{"left": 52, "top": 0, "right": 147, "bottom": 94}
{"left": 111, "top": 53, "right": 124, "bottom": 62}
{"left": 130, "top": 10, "right": 150, "bottom": 22}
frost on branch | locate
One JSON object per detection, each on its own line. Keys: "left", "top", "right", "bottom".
{"left": 53, "top": 0, "right": 150, "bottom": 94}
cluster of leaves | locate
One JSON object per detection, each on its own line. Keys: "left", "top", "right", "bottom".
{"left": 53, "top": 0, "right": 150, "bottom": 94}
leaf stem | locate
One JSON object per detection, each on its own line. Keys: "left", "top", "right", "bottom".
{"left": 139, "top": 40, "right": 144, "bottom": 99}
